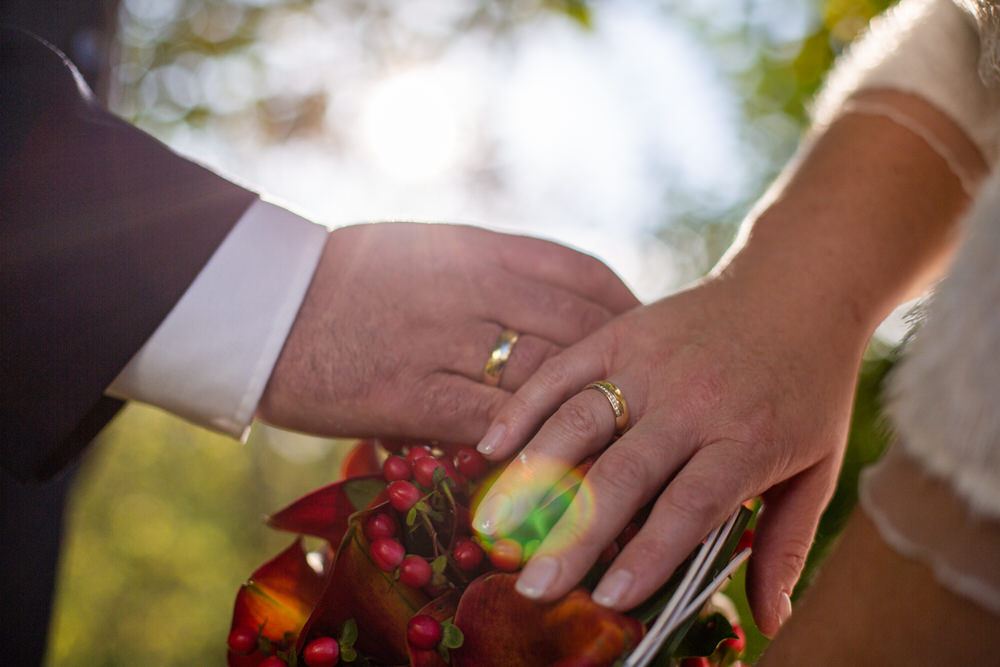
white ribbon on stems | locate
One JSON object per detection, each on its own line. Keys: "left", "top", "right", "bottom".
{"left": 625, "top": 507, "right": 750, "bottom": 667}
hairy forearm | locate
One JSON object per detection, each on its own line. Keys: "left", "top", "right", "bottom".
{"left": 715, "top": 89, "right": 988, "bottom": 345}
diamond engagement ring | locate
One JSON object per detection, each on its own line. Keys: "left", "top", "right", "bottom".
{"left": 586, "top": 380, "right": 631, "bottom": 436}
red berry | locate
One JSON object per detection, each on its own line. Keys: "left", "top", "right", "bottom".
{"left": 597, "top": 541, "right": 620, "bottom": 564}
{"left": 616, "top": 522, "right": 640, "bottom": 548}
{"left": 387, "top": 480, "right": 422, "bottom": 512}
{"left": 407, "top": 614, "right": 443, "bottom": 650}
{"left": 736, "top": 528, "right": 754, "bottom": 554}
{"left": 260, "top": 657, "right": 287, "bottom": 667}
{"left": 383, "top": 455, "right": 412, "bottom": 482}
{"left": 227, "top": 625, "right": 257, "bottom": 654}
{"left": 364, "top": 513, "right": 397, "bottom": 541}
{"left": 454, "top": 448, "right": 489, "bottom": 480}
{"left": 406, "top": 444, "right": 434, "bottom": 465}
{"left": 488, "top": 538, "right": 523, "bottom": 571}
{"left": 398, "top": 555, "right": 433, "bottom": 588}
{"left": 440, "top": 457, "right": 467, "bottom": 486}
{"left": 724, "top": 624, "right": 747, "bottom": 654}
{"left": 412, "top": 456, "right": 445, "bottom": 488}
{"left": 370, "top": 537, "right": 406, "bottom": 572}
{"left": 303, "top": 636, "right": 340, "bottom": 667}
{"left": 452, "top": 538, "right": 484, "bottom": 570}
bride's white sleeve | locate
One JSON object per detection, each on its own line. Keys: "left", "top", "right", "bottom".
{"left": 812, "top": 0, "right": 1000, "bottom": 614}
{"left": 810, "top": 0, "right": 1000, "bottom": 165}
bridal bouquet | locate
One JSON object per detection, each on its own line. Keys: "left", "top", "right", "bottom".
{"left": 225, "top": 440, "right": 752, "bottom": 667}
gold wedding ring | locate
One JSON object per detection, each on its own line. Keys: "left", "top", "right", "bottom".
{"left": 483, "top": 329, "right": 520, "bottom": 387}
{"left": 586, "top": 380, "right": 631, "bottom": 436}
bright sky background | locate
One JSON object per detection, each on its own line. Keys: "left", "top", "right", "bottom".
{"left": 125, "top": 0, "right": 775, "bottom": 302}
{"left": 120, "top": 0, "right": 911, "bottom": 336}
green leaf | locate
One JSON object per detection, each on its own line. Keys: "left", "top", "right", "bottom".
{"left": 277, "top": 647, "right": 298, "bottom": 667}
{"left": 343, "top": 478, "right": 387, "bottom": 512}
{"left": 406, "top": 507, "right": 417, "bottom": 527}
{"left": 441, "top": 619, "right": 464, "bottom": 649}
{"left": 431, "top": 555, "right": 448, "bottom": 574}
{"left": 341, "top": 646, "right": 358, "bottom": 662}
{"left": 340, "top": 618, "right": 358, "bottom": 647}
{"left": 432, "top": 466, "right": 446, "bottom": 486}
{"left": 415, "top": 500, "right": 430, "bottom": 513}
{"left": 673, "top": 613, "right": 736, "bottom": 658}
{"left": 437, "top": 643, "right": 450, "bottom": 662}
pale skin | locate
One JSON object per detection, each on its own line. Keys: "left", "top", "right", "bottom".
{"left": 256, "top": 222, "right": 639, "bottom": 443}
{"left": 471, "top": 89, "right": 989, "bottom": 637}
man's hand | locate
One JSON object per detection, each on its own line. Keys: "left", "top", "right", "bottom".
{"left": 256, "top": 222, "right": 638, "bottom": 444}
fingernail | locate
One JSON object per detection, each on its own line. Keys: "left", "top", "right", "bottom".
{"left": 592, "top": 569, "right": 634, "bottom": 608}
{"left": 477, "top": 424, "right": 506, "bottom": 456}
{"left": 515, "top": 556, "right": 560, "bottom": 599}
{"left": 777, "top": 591, "right": 793, "bottom": 627}
{"left": 473, "top": 493, "right": 510, "bottom": 535}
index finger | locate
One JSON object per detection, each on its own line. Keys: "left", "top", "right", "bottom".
{"left": 472, "top": 387, "right": 617, "bottom": 537}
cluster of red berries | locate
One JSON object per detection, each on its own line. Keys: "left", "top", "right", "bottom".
{"left": 366, "top": 444, "right": 507, "bottom": 587}
{"left": 372, "top": 443, "right": 496, "bottom": 657}
{"left": 227, "top": 626, "right": 343, "bottom": 666}
{"left": 382, "top": 443, "right": 489, "bottom": 510}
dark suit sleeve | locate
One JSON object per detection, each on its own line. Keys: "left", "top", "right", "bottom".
{"left": 0, "top": 28, "right": 260, "bottom": 480}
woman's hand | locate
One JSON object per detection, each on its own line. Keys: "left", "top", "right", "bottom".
{"left": 472, "top": 88, "right": 982, "bottom": 636}
{"left": 471, "top": 274, "right": 871, "bottom": 637}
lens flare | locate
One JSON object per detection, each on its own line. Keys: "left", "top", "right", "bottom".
{"left": 473, "top": 458, "right": 598, "bottom": 558}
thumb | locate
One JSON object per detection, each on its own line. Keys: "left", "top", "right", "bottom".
{"left": 746, "top": 459, "right": 837, "bottom": 638}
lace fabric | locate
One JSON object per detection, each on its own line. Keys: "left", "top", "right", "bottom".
{"left": 860, "top": 447, "right": 1000, "bottom": 615}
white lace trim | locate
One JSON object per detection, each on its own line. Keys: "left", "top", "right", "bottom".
{"left": 840, "top": 99, "right": 981, "bottom": 196}
{"left": 860, "top": 465, "right": 1000, "bottom": 614}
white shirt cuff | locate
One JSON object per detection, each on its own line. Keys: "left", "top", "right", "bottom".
{"left": 107, "top": 199, "right": 328, "bottom": 438}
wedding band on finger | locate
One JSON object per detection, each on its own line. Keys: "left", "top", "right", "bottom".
{"left": 586, "top": 380, "right": 631, "bottom": 436}
{"left": 483, "top": 329, "right": 520, "bottom": 386}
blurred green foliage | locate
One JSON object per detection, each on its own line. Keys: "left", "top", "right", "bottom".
{"left": 48, "top": 0, "right": 901, "bottom": 664}
{"left": 48, "top": 406, "right": 353, "bottom": 666}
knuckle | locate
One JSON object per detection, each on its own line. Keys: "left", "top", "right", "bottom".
{"left": 554, "top": 515, "right": 592, "bottom": 546}
{"left": 624, "top": 533, "right": 671, "bottom": 564}
{"left": 664, "top": 473, "right": 723, "bottom": 525}
{"left": 503, "top": 393, "right": 534, "bottom": 424}
{"left": 537, "top": 355, "right": 571, "bottom": 392}
{"left": 681, "top": 370, "right": 728, "bottom": 414}
{"left": 737, "top": 401, "right": 780, "bottom": 446}
{"left": 776, "top": 535, "right": 812, "bottom": 577}
{"left": 592, "top": 447, "right": 650, "bottom": 498}
{"left": 555, "top": 401, "right": 601, "bottom": 440}
{"left": 420, "top": 380, "right": 464, "bottom": 424}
